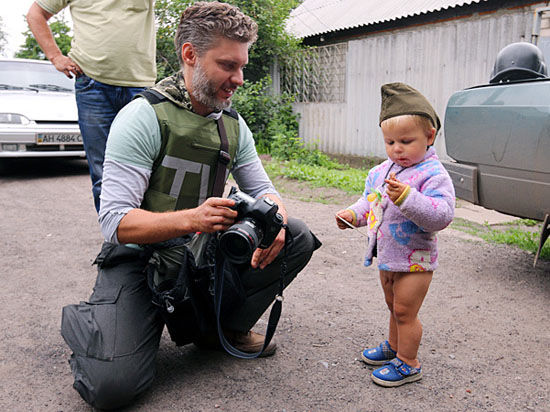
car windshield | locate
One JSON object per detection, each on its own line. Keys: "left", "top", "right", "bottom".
{"left": 0, "top": 61, "right": 74, "bottom": 92}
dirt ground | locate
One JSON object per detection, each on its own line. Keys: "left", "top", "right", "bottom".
{"left": 1, "top": 158, "right": 549, "bottom": 412}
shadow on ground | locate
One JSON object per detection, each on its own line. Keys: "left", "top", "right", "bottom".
{"left": 0, "top": 158, "right": 89, "bottom": 179}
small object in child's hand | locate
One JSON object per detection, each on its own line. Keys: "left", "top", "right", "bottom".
{"left": 335, "top": 215, "right": 369, "bottom": 238}
{"left": 336, "top": 214, "right": 355, "bottom": 229}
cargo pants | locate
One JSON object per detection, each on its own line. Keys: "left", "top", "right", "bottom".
{"left": 61, "top": 218, "right": 320, "bottom": 410}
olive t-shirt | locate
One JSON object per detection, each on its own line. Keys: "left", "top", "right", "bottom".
{"left": 37, "top": 0, "right": 156, "bottom": 87}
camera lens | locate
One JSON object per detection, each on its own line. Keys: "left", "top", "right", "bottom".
{"left": 225, "top": 233, "right": 252, "bottom": 260}
{"left": 219, "top": 218, "right": 263, "bottom": 264}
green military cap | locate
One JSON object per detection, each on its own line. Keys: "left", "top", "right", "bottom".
{"left": 379, "top": 82, "right": 441, "bottom": 132}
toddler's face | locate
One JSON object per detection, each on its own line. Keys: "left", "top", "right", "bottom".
{"left": 381, "top": 116, "right": 435, "bottom": 168}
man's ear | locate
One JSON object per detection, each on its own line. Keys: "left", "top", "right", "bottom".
{"left": 181, "top": 43, "right": 197, "bottom": 66}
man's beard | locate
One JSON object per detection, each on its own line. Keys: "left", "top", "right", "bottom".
{"left": 191, "top": 61, "right": 232, "bottom": 112}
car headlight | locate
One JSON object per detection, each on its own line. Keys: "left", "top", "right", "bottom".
{"left": 0, "top": 113, "right": 32, "bottom": 125}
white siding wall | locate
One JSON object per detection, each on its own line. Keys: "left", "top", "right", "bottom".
{"left": 293, "top": 6, "right": 537, "bottom": 160}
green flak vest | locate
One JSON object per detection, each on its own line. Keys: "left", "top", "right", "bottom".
{"left": 139, "top": 95, "right": 240, "bottom": 212}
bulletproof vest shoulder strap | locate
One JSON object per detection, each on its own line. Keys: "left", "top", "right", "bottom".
{"left": 222, "top": 107, "right": 239, "bottom": 120}
{"left": 213, "top": 108, "right": 240, "bottom": 196}
{"left": 135, "top": 89, "right": 168, "bottom": 105}
{"left": 213, "top": 117, "right": 230, "bottom": 197}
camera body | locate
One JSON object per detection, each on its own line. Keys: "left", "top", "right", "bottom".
{"left": 219, "top": 186, "right": 284, "bottom": 264}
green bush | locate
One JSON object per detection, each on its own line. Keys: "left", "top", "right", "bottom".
{"left": 270, "top": 133, "right": 345, "bottom": 169}
{"left": 231, "top": 76, "right": 299, "bottom": 153}
{"left": 154, "top": 0, "right": 302, "bottom": 83}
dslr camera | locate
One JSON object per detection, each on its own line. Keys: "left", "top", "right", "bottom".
{"left": 219, "top": 186, "right": 284, "bottom": 264}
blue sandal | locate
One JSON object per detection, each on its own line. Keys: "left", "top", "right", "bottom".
{"left": 360, "top": 340, "right": 397, "bottom": 365}
{"left": 371, "top": 357, "right": 422, "bottom": 387}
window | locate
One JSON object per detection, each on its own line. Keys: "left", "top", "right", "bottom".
{"left": 282, "top": 43, "right": 347, "bottom": 103}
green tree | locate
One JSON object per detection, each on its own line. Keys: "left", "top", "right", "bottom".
{"left": 15, "top": 16, "right": 72, "bottom": 60}
{"left": 154, "top": 0, "right": 302, "bottom": 152}
{"left": 229, "top": 0, "right": 301, "bottom": 82}
{"left": 154, "top": 0, "right": 301, "bottom": 81}
{"left": 155, "top": 0, "right": 190, "bottom": 79}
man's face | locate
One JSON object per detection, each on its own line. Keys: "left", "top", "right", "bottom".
{"left": 189, "top": 37, "right": 248, "bottom": 113}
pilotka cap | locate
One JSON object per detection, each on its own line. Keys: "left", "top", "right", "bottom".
{"left": 379, "top": 82, "right": 441, "bottom": 132}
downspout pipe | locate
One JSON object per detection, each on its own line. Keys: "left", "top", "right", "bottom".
{"left": 531, "top": 6, "right": 550, "bottom": 45}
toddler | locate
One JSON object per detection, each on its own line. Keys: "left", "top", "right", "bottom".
{"left": 336, "top": 83, "right": 455, "bottom": 387}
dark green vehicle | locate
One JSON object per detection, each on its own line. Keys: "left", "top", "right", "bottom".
{"left": 443, "top": 42, "right": 550, "bottom": 266}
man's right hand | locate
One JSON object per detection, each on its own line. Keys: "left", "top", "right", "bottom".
{"left": 189, "top": 197, "right": 238, "bottom": 233}
{"left": 117, "top": 197, "right": 239, "bottom": 244}
{"left": 51, "top": 54, "right": 82, "bottom": 79}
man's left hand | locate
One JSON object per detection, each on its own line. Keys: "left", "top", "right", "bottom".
{"left": 250, "top": 227, "right": 286, "bottom": 269}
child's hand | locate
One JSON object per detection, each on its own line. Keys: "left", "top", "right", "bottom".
{"left": 335, "top": 209, "right": 354, "bottom": 229}
{"left": 385, "top": 172, "right": 408, "bottom": 203}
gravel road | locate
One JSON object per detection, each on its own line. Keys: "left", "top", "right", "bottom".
{"left": 1, "top": 158, "right": 549, "bottom": 412}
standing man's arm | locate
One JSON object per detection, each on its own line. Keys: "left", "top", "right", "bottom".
{"left": 26, "top": 2, "right": 82, "bottom": 78}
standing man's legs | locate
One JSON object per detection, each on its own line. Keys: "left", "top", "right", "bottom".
{"left": 75, "top": 74, "right": 146, "bottom": 212}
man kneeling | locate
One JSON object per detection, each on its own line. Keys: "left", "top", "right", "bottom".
{"left": 60, "top": 2, "right": 320, "bottom": 409}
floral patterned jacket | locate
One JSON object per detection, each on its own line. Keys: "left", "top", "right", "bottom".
{"left": 347, "top": 147, "right": 455, "bottom": 272}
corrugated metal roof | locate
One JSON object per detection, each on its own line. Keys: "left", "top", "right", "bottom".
{"left": 287, "top": 0, "right": 486, "bottom": 38}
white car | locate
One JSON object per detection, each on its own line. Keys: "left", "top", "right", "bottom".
{"left": 0, "top": 58, "right": 84, "bottom": 158}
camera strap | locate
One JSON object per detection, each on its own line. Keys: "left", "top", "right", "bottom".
{"left": 214, "top": 224, "right": 292, "bottom": 359}
{"left": 214, "top": 118, "right": 231, "bottom": 197}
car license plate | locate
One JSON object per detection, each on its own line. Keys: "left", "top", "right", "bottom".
{"left": 37, "top": 133, "right": 83, "bottom": 145}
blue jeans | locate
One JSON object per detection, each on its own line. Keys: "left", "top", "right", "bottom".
{"left": 75, "top": 74, "right": 146, "bottom": 212}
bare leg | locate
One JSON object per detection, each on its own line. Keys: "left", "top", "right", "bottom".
{"left": 391, "top": 271, "right": 433, "bottom": 367}
{"left": 379, "top": 270, "right": 398, "bottom": 352}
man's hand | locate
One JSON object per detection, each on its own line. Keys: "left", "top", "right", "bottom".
{"left": 384, "top": 172, "right": 408, "bottom": 203}
{"left": 250, "top": 227, "right": 285, "bottom": 270}
{"left": 51, "top": 54, "right": 82, "bottom": 79}
{"left": 26, "top": 3, "right": 82, "bottom": 79}
{"left": 249, "top": 193, "right": 288, "bottom": 269}
{"left": 189, "top": 197, "right": 238, "bottom": 233}
{"left": 116, "top": 197, "right": 238, "bottom": 244}
{"left": 335, "top": 209, "right": 354, "bottom": 229}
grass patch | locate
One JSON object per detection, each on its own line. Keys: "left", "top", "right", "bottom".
{"left": 501, "top": 218, "right": 539, "bottom": 227}
{"left": 263, "top": 158, "right": 368, "bottom": 193}
{"left": 451, "top": 218, "right": 550, "bottom": 259}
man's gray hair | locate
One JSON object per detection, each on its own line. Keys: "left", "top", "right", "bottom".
{"left": 175, "top": 1, "right": 258, "bottom": 65}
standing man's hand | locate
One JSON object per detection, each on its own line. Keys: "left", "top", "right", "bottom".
{"left": 26, "top": 2, "right": 82, "bottom": 79}
{"left": 51, "top": 54, "right": 82, "bottom": 79}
